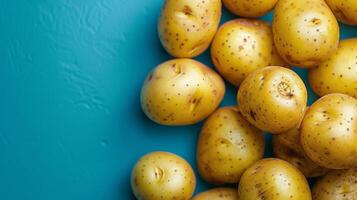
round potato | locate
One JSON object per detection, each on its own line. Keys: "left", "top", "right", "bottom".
{"left": 273, "top": 124, "right": 329, "bottom": 177}
{"left": 301, "top": 93, "right": 357, "bottom": 169}
{"left": 237, "top": 66, "right": 307, "bottom": 133}
{"left": 197, "top": 106, "right": 265, "bottom": 184}
{"left": 211, "top": 19, "right": 286, "bottom": 86}
{"left": 158, "top": 0, "right": 221, "bottom": 58}
{"left": 131, "top": 151, "right": 195, "bottom": 200}
{"left": 222, "top": 0, "right": 277, "bottom": 18}
{"left": 309, "top": 38, "right": 357, "bottom": 98}
{"left": 141, "top": 59, "right": 225, "bottom": 125}
{"left": 325, "top": 0, "right": 357, "bottom": 25}
{"left": 238, "top": 158, "right": 312, "bottom": 200}
{"left": 192, "top": 188, "right": 239, "bottom": 200}
{"left": 313, "top": 169, "right": 357, "bottom": 200}
{"left": 273, "top": 0, "right": 339, "bottom": 68}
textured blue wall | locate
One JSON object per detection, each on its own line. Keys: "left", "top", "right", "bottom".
{"left": 0, "top": 0, "right": 356, "bottom": 199}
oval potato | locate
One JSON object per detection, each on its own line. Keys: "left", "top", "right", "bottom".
{"left": 273, "top": 124, "right": 329, "bottom": 177}
{"left": 222, "top": 0, "right": 277, "bottom": 18}
{"left": 158, "top": 0, "right": 221, "bottom": 58}
{"left": 211, "top": 19, "right": 286, "bottom": 86}
{"left": 131, "top": 151, "right": 196, "bottom": 200}
{"left": 313, "top": 169, "right": 357, "bottom": 200}
{"left": 197, "top": 106, "right": 265, "bottom": 184}
{"left": 192, "top": 188, "right": 239, "bottom": 200}
{"left": 309, "top": 38, "right": 357, "bottom": 98}
{"left": 325, "top": 0, "right": 357, "bottom": 25}
{"left": 238, "top": 158, "right": 312, "bottom": 200}
{"left": 301, "top": 93, "right": 357, "bottom": 169}
{"left": 141, "top": 59, "right": 225, "bottom": 125}
{"left": 237, "top": 66, "right": 307, "bottom": 133}
{"left": 273, "top": 0, "right": 339, "bottom": 68}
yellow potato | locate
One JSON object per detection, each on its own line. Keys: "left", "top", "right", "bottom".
{"left": 309, "top": 38, "right": 357, "bottom": 98}
{"left": 312, "top": 169, "right": 357, "bottom": 200}
{"left": 211, "top": 19, "right": 286, "bottom": 86}
{"left": 238, "top": 158, "right": 312, "bottom": 200}
{"left": 237, "top": 66, "right": 307, "bottom": 133}
{"left": 222, "top": 0, "right": 277, "bottom": 18}
{"left": 301, "top": 93, "right": 357, "bottom": 169}
{"left": 141, "top": 59, "right": 225, "bottom": 125}
{"left": 197, "top": 106, "right": 265, "bottom": 184}
{"left": 325, "top": 0, "right": 357, "bottom": 25}
{"left": 192, "top": 188, "right": 239, "bottom": 200}
{"left": 131, "top": 151, "right": 195, "bottom": 200}
{"left": 158, "top": 0, "right": 221, "bottom": 58}
{"left": 273, "top": 124, "right": 329, "bottom": 177}
{"left": 273, "top": 0, "right": 339, "bottom": 68}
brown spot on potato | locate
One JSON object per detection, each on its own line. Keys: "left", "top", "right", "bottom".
{"left": 310, "top": 18, "right": 321, "bottom": 25}
{"left": 182, "top": 5, "right": 193, "bottom": 16}
{"left": 250, "top": 110, "right": 257, "bottom": 121}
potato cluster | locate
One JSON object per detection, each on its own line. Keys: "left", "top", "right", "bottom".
{"left": 132, "top": 0, "right": 357, "bottom": 199}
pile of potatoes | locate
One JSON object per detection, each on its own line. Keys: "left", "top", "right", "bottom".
{"left": 132, "top": 0, "right": 357, "bottom": 199}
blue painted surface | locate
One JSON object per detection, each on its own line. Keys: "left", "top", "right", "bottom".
{"left": 0, "top": 0, "right": 356, "bottom": 199}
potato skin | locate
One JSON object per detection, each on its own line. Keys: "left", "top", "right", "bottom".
{"left": 237, "top": 66, "right": 307, "bottom": 133}
{"left": 273, "top": 125, "right": 329, "bottom": 177}
{"left": 211, "top": 19, "right": 286, "bottom": 86}
{"left": 301, "top": 93, "right": 357, "bottom": 169}
{"left": 141, "top": 59, "right": 225, "bottom": 125}
{"left": 222, "top": 0, "right": 277, "bottom": 18}
{"left": 313, "top": 169, "right": 357, "bottom": 200}
{"left": 158, "top": 0, "right": 221, "bottom": 58}
{"left": 325, "top": 0, "right": 357, "bottom": 25}
{"left": 192, "top": 188, "right": 239, "bottom": 200}
{"left": 197, "top": 106, "right": 265, "bottom": 184}
{"left": 273, "top": 0, "right": 339, "bottom": 68}
{"left": 238, "top": 158, "right": 312, "bottom": 200}
{"left": 131, "top": 151, "right": 196, "bottom": 200}
{"left": 309, "top": 38, "right": 357, "bottom": 98}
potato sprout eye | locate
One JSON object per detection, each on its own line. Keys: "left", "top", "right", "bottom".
{"left": 277, "top": 81, "right": 292, "bottom": 97}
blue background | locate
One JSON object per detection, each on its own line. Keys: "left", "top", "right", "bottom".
{"left": 0, "top": 0, "right": 356, "bottom": 199}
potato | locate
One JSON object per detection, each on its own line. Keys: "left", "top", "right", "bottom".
{"left": 158, "top": 0, "right": 221, "bottom": 58}
{"left": 211, "top": 19, "right": 286, "bottom": 86}
{"left": 301, "top": 93, "right": 357, "bottom": 169}
{"left": 325, "top": 0, "right": 357, "bottom": 25}
{"left": 273, "top": 0, "right": 339, "bottom": 68}
{"left": 238, "top": 158, "right": 312, "bottom": 200}
{"left": 131, "top": 151, "right": 195, "bottom": 200}
{"left": 237, "top": 66, "right": 307, "bottom": 133}
{"left": 141, "top": 59, "right": 225, "bottom": 125}
{"left": 312, "top": 169, "right": 357, "bottom": 200}
{"left": 273, "top": 124, "right": 329, "bottom": 177}
{"left": 222, "top": 0, "right": 278, "bottom": 18}
{"left": 197, "top": 106, "right": 265, "bottom": 184}
{"left": 309, "top": 38, "right": 357, "bottom": 98}
{"left": 192, "top": 188, "right": 239, "bottom": 200}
